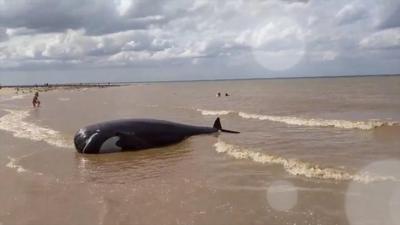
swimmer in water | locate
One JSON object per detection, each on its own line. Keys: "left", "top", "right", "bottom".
{"left": 32, "top": 92, "right": 41, "bottom": 107}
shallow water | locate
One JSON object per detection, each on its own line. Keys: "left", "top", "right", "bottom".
{"left": 1, "top": 76, "right": 400, "bottom": 225}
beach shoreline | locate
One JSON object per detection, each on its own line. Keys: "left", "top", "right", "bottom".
{"left": 0, "top": 83, "right": 120, "bottom": 97}
{"left": 0, "top": 77, "right": 399, "bottom": 225}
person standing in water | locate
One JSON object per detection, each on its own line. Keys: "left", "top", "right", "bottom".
{"left": 32, "top": 92, "right": 41, "bottom": 107}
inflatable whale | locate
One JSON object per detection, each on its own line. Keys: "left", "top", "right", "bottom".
{"left": 74, "top": 117, "right": 239, "bottom": 154}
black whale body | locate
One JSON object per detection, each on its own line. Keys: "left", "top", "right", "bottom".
{"left": 74, "top": 117, "right": 238, "bottom": 154}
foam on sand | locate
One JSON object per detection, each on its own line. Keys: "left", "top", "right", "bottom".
{"left": 5, "top": 154, "right": 44, "bottom": 175}
{"left": 6, "top": 157, "right": 28, "bottom": 173}
{"left": 214, "top": 140, "right": 397, "bottom": 183}
{"left": 238, "top": 112, "right": 398, "bottom": 130}
{"left": 196, "top": 109, "right": 233, "bottom": 116}
{"left": 0, "top": 109, "right": 73, "bottom": 148}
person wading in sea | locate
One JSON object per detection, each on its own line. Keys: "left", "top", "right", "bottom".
{"left": 32, "top": 92, "right": 41, "bottom": 108}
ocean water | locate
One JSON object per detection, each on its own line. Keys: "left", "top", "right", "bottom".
{"left": 0, "top": 76, "right": 400, "bottom": 225}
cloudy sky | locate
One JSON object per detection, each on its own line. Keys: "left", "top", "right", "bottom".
{"left": 0, "top": 0, "right": 399, "bottom": 84}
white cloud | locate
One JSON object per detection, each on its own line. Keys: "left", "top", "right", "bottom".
{"left": 360, "top": 28, "right": 400, "bottom": 49}
{"left": 335, "top": 3, "right": 367, "bottom": 25}
{"left": 309, "top": 51, "right": 339, "bottom": 61}
{"left": 0, "top": 0, "right": 399, "bottom": 80}
{"left": 0, "top": 27, "right": 8, "bottom": 42}
{"left": 6, "top": 27, "right": 36, "bottom": 36}
{"left": 115, "top": 0, "right": 133, "bottom": 16}
{"left": 235, "top": 18, "right": 305, "bottom": 50}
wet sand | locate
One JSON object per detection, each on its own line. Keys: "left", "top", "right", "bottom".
{"left": 1, "top": 77, "right": 400, "bottom": 225}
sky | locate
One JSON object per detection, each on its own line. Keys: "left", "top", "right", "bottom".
{"left": 0, "top": 0, "right": 400, "bottom": 85}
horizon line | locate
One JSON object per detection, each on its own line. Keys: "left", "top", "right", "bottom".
{"left": 1, "top": 73, "right": 399, "bottom": 87}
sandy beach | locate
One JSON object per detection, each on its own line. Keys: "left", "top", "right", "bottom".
{"left": 0, "top": 76, "right": 399, "bottom": 225}
{"left": 0, "top": 84, "right": 117, "bottom": 102}
{"left": 0, "top": 86, "right": 58, "bottom": 99}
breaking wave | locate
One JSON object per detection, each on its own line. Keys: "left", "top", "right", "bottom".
{"left": 214, "top": 140, "right": 397, "bottom": 183}
{"left": 195, "top": 108, "right": 398, "bottom": 130}
{"left": 0, "top": 94, "right": 28, "bottom": 102}
{"left": 238, "top": 112, "right": 398, "bottom": 130}
{"left": 0, "top": 109, "right": 73, "bottom": 148}
{"left": 196, "top": 109, "right": 233, "bottom": 116}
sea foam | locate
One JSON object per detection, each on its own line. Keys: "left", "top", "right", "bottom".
{"left": 6, "top": 156, "right": 28, "bottom": 173}
{"left": 196, "top": 108, "right": 397, "bottom": 130}
{"left": 196, "top": 109, "right": 233, "bottom": 116}
{"left": 0, "top": 109, "right": 73, "bottom": 148}
{"left": 238, "top": 112, "right": 398, "bottom": 130}
{"left": 5, "top": 155, "right": 44, "bottom": 176}
{"left": 214, "top": 140, "right": 397, "bottom": 183}
{"left": 0, "top": 94, "right": 28, "bottom": 102}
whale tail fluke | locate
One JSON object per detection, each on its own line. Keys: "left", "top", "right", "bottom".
{"left": 213, "top": 117, "right": 240, "bottom": 133}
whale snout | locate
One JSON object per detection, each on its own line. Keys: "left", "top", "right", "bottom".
{"left": 74, "top": 128, "right": 94, "bottom": 153}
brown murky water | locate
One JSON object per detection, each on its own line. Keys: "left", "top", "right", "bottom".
{"left": 1, "top": 76, "right": 400, "bottom": 225}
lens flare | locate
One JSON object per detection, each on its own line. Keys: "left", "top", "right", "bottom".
{"left": 346, "top": 160, "right": 400, "bottom": 225}
{"left": 267, "top": 180, "right": 298, "bottom": 211}
{"left": 250, "top": 17, "right": 306, "bottom": 71}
